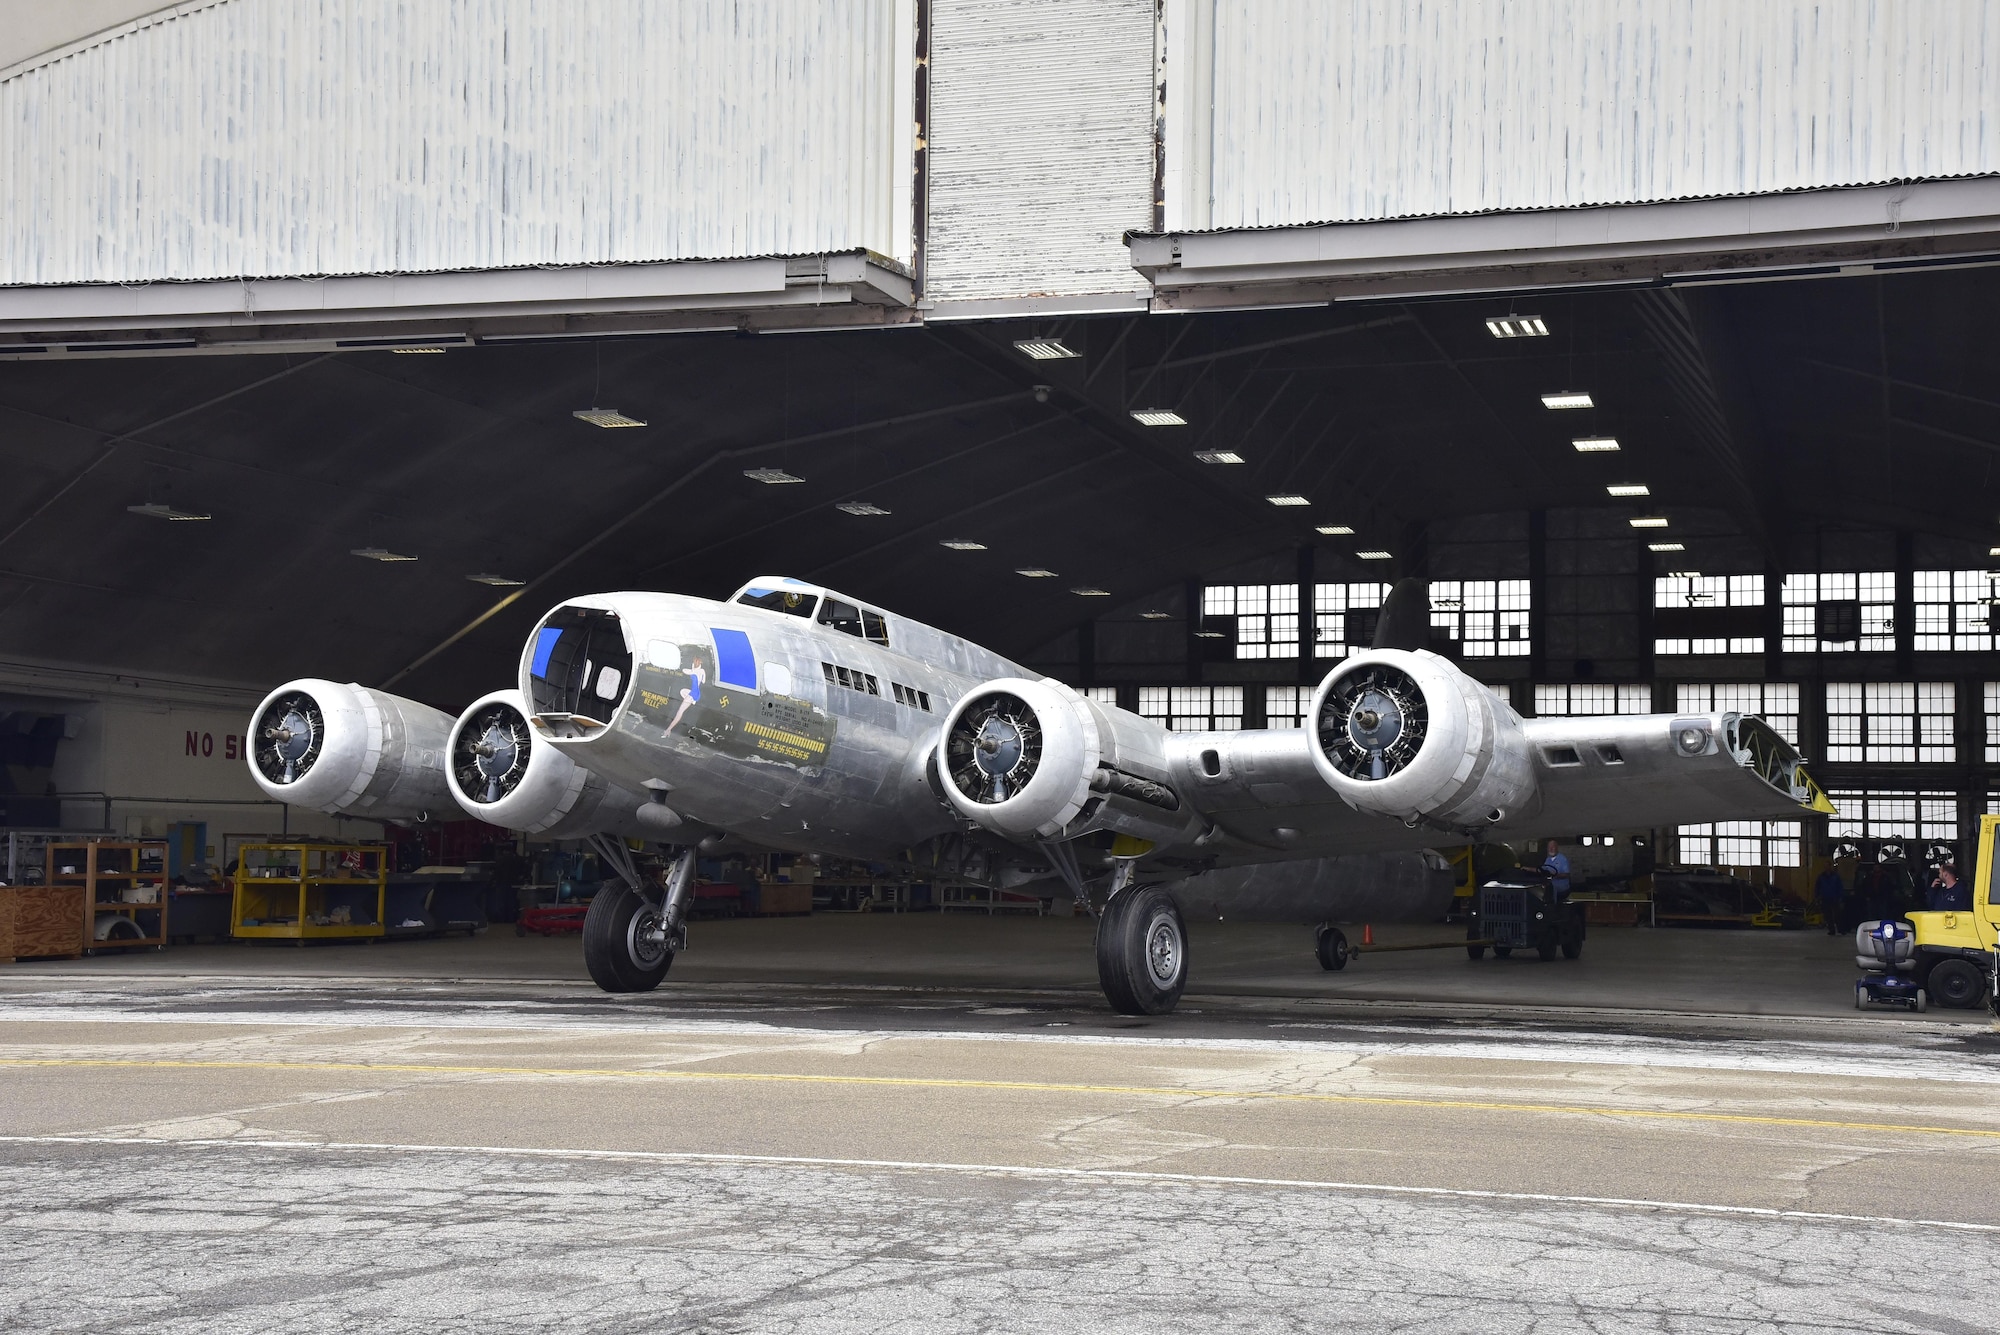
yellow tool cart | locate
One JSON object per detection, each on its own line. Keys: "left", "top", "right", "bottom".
{"left": 233, "top": 842, "right": 387, "bottom": 943}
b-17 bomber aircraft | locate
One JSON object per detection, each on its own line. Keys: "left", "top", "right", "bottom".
{"left": 246, "top": 575, "right": 1830, "bottom": 1014}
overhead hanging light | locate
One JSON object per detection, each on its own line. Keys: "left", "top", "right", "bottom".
{"left": 744, "top": 468, "right": 804, "bottom": 484}
{"left": 1130, "top": 408, "right": 1188, "bottom": 427}
{"left": 1628, "top": 516, "right": 1669, "bottom": 529}
{"left": 1485, "top": 315, "right": 1549, "bottom": 338}
{"left": 1648, "top": 542, "right": 1685, "bottom": 552}
{"left": 1573, "top": 437, "right": 1621, "bottom": 452}
{"left": 1014, "top": 338, "right": 1079, "bottom": 360}
{"left": 1315, "top": 524, "right": 1354, "bottom": 536}
{"left": 1194, "top": 450, "right": 1244, "bottom": 464}
{"left": 1541, "top": 391, "right": 1594, "bottom": 410}
{"left": 352, "top": 546, "right": 418, "bottom": 562}
{"left": 1071, "top": 587, "right": 1110, "bottom": 597}
{"left": 1140, "top": 611, "right": 1172, "bottom": 620}
{"left": 572, "top": 407, "right": 647, "bottom": 428}
{"left": 391, "top": 346, "right": 448, "bottom": 354}
{"left": 467, "top": 572, "right": 525, "bottom": 587}
{"left": 1266, "top": 494, "right": 1310, "bottom": 507}
{"left": 939, "top": 539, "right": 987, "bottom": 551}
{"left": 1356, "top": 550, "right": 1393, "bottom": 560}
{"left": 1016, "top": 568, "right": 1059, "bottom": 578}
{"left": 126, "top": 502, "right": 210, "bottom": 522}
{"left": 1606, "top": 484, "right": 1651, "bottom": 497}
{"left": 835, "top": 502, "right": 891, "bottom": 516}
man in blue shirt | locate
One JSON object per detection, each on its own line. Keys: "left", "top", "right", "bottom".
{"left": 1541, "top": 839, "right": 1571, "bottom": 900}
{"left": 1814, "top": 863, "right": 1847, "bottom": 934}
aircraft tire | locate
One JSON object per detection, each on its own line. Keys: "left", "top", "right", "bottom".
{"left": 583, "top": 883, "right": 674, "bottom": 993}
{"left": 1096, "top": 886, "right": 1188, "bottom": 1016}
{"left": 1315, "top": 925, "right": 1350, "bottom": 971}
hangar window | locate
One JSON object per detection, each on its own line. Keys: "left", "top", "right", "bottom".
{"left": 1202, "top": 584, "right": 1299, "bottom": 659}
{"left": 1265, "top": 686, "right": 1309, "bottom": 729}
{"left": 1675, "top": 821, "right": 1802, "bottom": 868}
{"left": 1313, "top": 582, "right": 1389, "bottom": 658}
{"left": 1533, "top": 684, "right": 1650, "bottom": 716}
{"left": 1914, "top": 570, "right": 1999, "bottom": 652}
{"left": 1676, "top": 683, "right": 1800, "bottom": 746}
{"left": 1430, "top": 580, "right": 1530, "bottom": 657}
{"left": 1080, "top": 686, "right": 1119, "bottom": 708}
{"left": 1137, "top": 686, "right": 1243, "bottom": 732}
{"left": 1780, "top": 573, "right": 1893, "bottom": 652}
{"left": 1828, "top": 790, "right": 1959, "bottom": 842}
{"left": 737, "top": 587, "right": 819, "bottom": 619}
{"left": 1987, "top": 684, "right": 2000, "bottom": 763}
{"left": 1826, "top": 682, "right": 1954, "bottom": 763}
{"left": 1654, "top": 573, "right": 1765, "bottom": 656}
{"left": 818, "top": 598, "right": 865, "bottom": 638}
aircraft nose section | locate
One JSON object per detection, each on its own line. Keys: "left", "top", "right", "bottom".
{"left": 524, "top": 603, "right": 635, "bottom": 733}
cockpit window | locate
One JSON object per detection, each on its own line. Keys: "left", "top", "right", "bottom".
{"left": 818, "top": 598, "right": 864, "bottom": 638}
{"left": 737, "top": 587, "right": 818, "bottom": 618}
{"left": 862, "top": 609, "right": 889, "bottom": 646}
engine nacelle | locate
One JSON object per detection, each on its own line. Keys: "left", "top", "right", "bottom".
{"left": 1306, "top": 649, "right": 1538, "bottom": 832}
{"left": 446, "top": 689, "right": 655, "bottom": 838}
{"left": 246, "top": 679, "right": 455, "bottom": 823}
{"left": 937, "top": 677, "right": 1190, "bottom": 843}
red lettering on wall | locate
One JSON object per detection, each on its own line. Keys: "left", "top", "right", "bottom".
{"left": 186, "top": 731, "right": 200, "bottom": 756}
{"left": 201, "top": 733, "right": 214, "bottom": 757}
{"left": 225, "top": 735, "right": 240, "bottom": 761}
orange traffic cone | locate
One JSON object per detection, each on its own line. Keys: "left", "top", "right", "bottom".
{"left": 1362, "top": 923, "right": 1374, "bottom": 946}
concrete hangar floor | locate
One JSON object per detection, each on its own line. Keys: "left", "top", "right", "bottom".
{"left": 3, "top": 919, "right": 1998, "bottom": 1334}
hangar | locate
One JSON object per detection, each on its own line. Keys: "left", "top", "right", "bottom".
{"left": 3, "top": 3, "right": 2000, "bottom": 1330}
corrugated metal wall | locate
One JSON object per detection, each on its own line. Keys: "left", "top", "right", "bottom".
{"left": 1169, "top": 0, "right": 2000, "bottom": 231}
{"left": 0, "top": 0, "right": 911, "bottom": 285}
{"left": 924, "top": 0, "right": 1155, "bottom": 308}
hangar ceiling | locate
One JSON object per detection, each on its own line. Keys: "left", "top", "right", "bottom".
{"left": 2, "top": 263, "right": 1997, "bottom": 707}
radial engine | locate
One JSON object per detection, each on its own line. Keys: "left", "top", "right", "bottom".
{"left": 1306, "top": 648, "right": 1539, "bottom": 833}
{"left": 936, "top": 678, "right": 1192, "bottom": 843}
{"left": 445, "top": 689, "right": 655, "bottom": 838}
{"left": 245, "top": 679, "right": 456, "bottom": 823}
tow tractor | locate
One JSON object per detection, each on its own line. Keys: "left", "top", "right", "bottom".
{"left": 1895, "top": 812, "right": 2000, "bottom": 1013}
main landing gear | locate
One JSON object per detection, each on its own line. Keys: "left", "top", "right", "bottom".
{"left": 584, "top": 843, "right": 697, "bottom": 993}
{"left": 1095, "top": 885, "right": 1190, "bottom": 1016}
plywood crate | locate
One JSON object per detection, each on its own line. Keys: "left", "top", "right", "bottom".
{"left": 2, "top": 885, "right": 87, "bottom": 960}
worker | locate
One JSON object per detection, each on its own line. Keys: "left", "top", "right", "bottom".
{"left": 1540, "top": 839, "right": 1571, "bottom": 900}
{"left": 1814, "top": 862, "right": 1847, "bottom": 935}
{"left": 727, "top": 858, "right": 762, "bottom": 916}
{"left": 1927, "top": 862, "right": 1970, "bottom": 912}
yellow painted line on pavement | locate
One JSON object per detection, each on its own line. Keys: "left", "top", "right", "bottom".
{"left": 3, "top": 1055, "right": 1998, "bottom": 1142}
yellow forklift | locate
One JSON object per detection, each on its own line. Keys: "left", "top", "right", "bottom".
{"left": 1900, "top": 813, "right": 2000, "bottom": 1013}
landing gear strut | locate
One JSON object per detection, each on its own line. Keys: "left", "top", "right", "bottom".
{"left": 583, "top": 842, "right": 697, "bottom": 993}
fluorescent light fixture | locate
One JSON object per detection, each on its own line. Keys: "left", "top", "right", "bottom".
{"left": 391, "top": 346, "right": 447, "bottom": 354}
{"left": 1315, "top": 524, "right": 1355, "bottom": 536}
{"left": 1130, "top": 408, "right": 1188, "bottom": 427}
{"left": 743, "top": 468, "right": 804, "bottom": 484}
{"left": 836, "top": 502, "right": 891, "bottom": 516}
{"left": 1991, "top": 546, "right": 2000, "bottom": 558}
{"left": 1014, "top": 339, "right": 1079, "bottom": 360}
{"left": 1356, "top": 550, "right": 1393, "bottom": 560}
{"left": 1485, "top": 315, "right": 1549, "bottom": 338}
{"left": 1628, "top": 516, "right": 1669, "bottom": 529}
{"left": 1266, "top": 494, "right": 1311, "bottom": 507}
{"left": 352, "top": 546, "right": 418, "bottom": 562}
{"left": 1572, "top": 437, "right": 1621, "bottom": 452}
{"left": 126, "top": 502, "right": 209, "bottom": 521}
{"left": 1194, "top": 631, "right": 1226, "bottom": 639}
{"left": 939, "top": 539, "right": 988, "bottom": 551}
{"left": 572, "top": 407, "right": 647, "bottom": 428}
{"left": 1194, "top": 450, "right": 1245, "bottom": 464}
{"left": 1140, "top": 611, "right": 1172, "bottom": 620}
{"left": 1648, "top": 542, "right": 1685, "bottom": 552}
{"left": 1541, "top": 391, "right": 1594, "bottom": 410}
{"left": 1016, "top": 568, "right": 1059, "bottom": 578}
{"left": 467, "top": 572, "right": 526, "bottom": 587}
{"left": 1071, "top": 587, "right": 1110, "bottom": 597}
{"left": 1606, "top": 484, "right": 1651, "bottom": 497}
